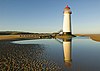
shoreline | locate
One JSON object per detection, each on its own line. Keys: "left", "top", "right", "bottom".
{"left": 0, "top": 34, "right": 100, "bottom": 42}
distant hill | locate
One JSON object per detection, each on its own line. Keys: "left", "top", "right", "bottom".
{"left": 0, "top": 31, "right": 33, "bottom": 35}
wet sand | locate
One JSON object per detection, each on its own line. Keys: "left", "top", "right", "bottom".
{"left": 0, "top": 40, "right": 63, "bottom": 71}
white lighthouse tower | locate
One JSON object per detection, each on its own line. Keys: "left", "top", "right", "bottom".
{"left": 63, "top": 5, "right": 72, "bottom": 35}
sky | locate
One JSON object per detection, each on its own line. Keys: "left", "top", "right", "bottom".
{"left": 0, "top": 0, "right": 100, "bottom": 34}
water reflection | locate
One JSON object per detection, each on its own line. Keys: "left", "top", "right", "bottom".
{"left": 10, "top": 37, "right": 100, "bottom": 71}
{"left": 62, "top": 38, "right": 72, "bottom": 68}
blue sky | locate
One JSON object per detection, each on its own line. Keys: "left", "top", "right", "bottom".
{"left": 0, "top": 0, "right": 100, "bottom": 34}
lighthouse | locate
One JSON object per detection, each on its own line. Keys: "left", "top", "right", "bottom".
{"left": 63, "top": 5, "right": 72, "bottom": 35}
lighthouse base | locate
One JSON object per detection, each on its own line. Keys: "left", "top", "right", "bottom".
{"left": 63, "top": 32, "right": 72, "bottom": 35}
{"left": 55, "top": 32, "right": 75, "bottom": 39}
{"left": 62, "top": 32, "right": 76, "bottom": 37}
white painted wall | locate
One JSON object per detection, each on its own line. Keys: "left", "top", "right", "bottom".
{"left": 63, "top": 13, "right": 71, "bottom": 33}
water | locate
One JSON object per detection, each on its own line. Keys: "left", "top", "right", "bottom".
{"left": 1, "top": 37, "right": 100, "bottom": 71}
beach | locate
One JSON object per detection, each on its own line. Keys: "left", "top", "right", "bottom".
{"left": 0, "top": 40, "right": 63, "bottom": 71}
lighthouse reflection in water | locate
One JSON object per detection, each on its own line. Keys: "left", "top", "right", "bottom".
{"left": 63, "top": 38, "right": 72, "bottom": 68}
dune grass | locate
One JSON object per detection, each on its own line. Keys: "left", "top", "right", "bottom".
{"left": 75, "top": 34, "right": 100, "bottom": 42}
{"left": 89, "top": 35, "right": 100, "bottom": 42}
{"left": 0, "top": 35, "right": 20, "bottom": 40}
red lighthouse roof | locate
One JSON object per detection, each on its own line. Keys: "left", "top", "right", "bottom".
{"left": 65, "top": 5, "right": 70, "bottom": 9}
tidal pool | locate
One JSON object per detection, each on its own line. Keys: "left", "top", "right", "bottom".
{"left": 0, "top": 37, "right": 100, "bottom": 71}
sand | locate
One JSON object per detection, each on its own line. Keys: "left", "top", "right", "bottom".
{"left": 0, "top": 40, "right": 63, "bottom": 71}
